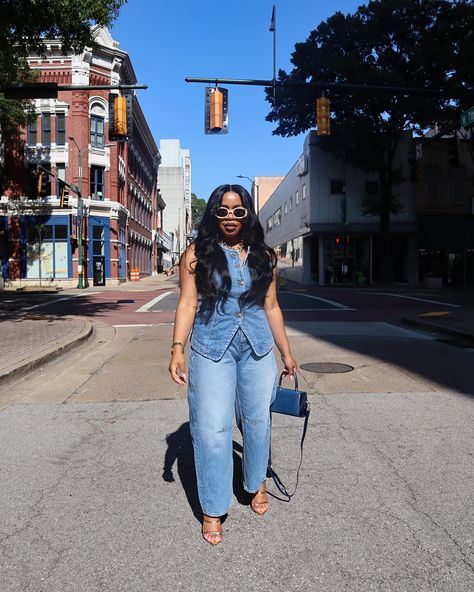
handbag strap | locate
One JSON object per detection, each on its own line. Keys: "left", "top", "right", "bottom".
{"left": 267, "top": 402, "right": 310, "bottom": 502}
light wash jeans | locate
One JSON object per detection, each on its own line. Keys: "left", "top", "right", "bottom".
{"left": 188, "top": 329, "right": 277, "bottom": 517}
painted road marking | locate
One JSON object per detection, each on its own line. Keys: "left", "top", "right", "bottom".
{"left": 286, "top": 291, "right": 354, "bottom": 310}
{"left": 24, "top": 292, "right": 104, "bottom": 311}
{"left": 282, "top": 308, "right": 352, "bottom": 312}
{"left": 285, "top": 321, "right": 433, "bottom": 339}
{"left": 368, "top": 292, "right": 460, "bottom": 308}
{"left": 113, "top": 323, "right": 174, "bottom": 328}
{"left": 135, "top": 291, "right": 173, "bottom": 312}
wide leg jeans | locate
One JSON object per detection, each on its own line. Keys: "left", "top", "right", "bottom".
{"left": 188, "top": 329, "right": 277, "bottom": 517}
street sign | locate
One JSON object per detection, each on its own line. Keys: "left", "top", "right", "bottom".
{"left": 461, "top": 106, "right": 474, "bottom": 128}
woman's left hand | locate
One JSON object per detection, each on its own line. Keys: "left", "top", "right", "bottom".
{"left": 281, "top": 353, "right": 298, "bottom": 377}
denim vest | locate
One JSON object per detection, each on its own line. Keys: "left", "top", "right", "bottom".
{"left": 190, "top": 246, "right": 274, "bottom": 361}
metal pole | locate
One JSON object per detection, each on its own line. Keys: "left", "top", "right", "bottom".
{"left": 271, "top": 5, "right": 277, "bottom": 105}
{"left": 69, "top": 135, "right": 86, "bottom": 289}
{"left": 236, "top": 174, "right": 259, "bottom": 214}
{"left": 77, "top": 148, "right": 85, "bottom": 289}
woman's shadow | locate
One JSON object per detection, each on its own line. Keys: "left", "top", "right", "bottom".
{"left": 162, "top": 422, "right": 249, "bottom": 522}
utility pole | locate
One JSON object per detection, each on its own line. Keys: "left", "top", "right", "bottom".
{"left": 69, "top": 136, "right": 85, "bottom": 289}
{"left": 237, "top": 174, "right": 259, "bottom": 215}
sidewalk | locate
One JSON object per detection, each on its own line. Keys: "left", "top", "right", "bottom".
{"left": 0, "top": 273, "right": 178, "bottom": 385}
{"left": 0, "top": 316, "right": 93, "bottom": 385}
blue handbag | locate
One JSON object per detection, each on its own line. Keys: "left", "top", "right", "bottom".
{"left": 271, "top": 372, "right": 310, "bottom": 417}
{"left": 268, "top": 372, "right": 311, "bottom": 501}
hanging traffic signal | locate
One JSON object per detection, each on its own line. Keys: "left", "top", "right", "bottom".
{"left": 316, "top": 96, "right": 330, "bottom": 136}
{"left": 205, "top": 87, "right": 228, "bottom": 134}
{"left": 114, "top": 95, "right": 127, "bottom": 137}
{"left": 109, "top": 93, "right": 133, "bottom": 141}
{"left": 59, "top": 182, "right": 69, "bottom": 208}
{"left": 36, "top": 168, "right": 49, "bottom": 197}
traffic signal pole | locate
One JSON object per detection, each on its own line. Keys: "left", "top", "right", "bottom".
{"left": 186, "top": 76, "right": 474, "bottom": 101}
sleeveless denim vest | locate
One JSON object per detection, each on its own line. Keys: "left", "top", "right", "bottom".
{"left": 190, "top": 247, "right": 274, "bottom": 361}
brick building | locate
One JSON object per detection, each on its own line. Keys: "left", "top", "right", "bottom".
{"left": 0, "top": 27, "right": 165, "bottom": 288}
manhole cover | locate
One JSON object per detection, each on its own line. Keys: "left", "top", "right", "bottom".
{"left": 300, "top": 362, "right": 354, "bottom": 374}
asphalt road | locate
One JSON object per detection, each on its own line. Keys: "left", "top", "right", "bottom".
{"left": 1, "top": 285, "right": 473, "bottom": 591}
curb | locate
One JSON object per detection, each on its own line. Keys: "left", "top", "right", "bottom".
{"left": 403, "top": 316, "right": 474, "bottom": 343}
{"left": 0, "top": 318, "right": 94, "bottom": 387}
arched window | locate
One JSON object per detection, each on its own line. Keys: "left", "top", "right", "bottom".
{"left": 89, "top": 99, "right": 106, "bottom": 148}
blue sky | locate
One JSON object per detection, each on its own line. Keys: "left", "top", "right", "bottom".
{"left": 110, "top": 0, "right": 362, "bottom": 200}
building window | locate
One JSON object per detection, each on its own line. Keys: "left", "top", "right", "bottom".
{"left": 330, "top": 179, "right": 344, "bottom": 194}
{"left": 302, "top": 184, "right": 306, "bottom": 200}
{"left": 27, "top": 120, "right": 37, "bottom": 145}
{"left": 295, "top": 190, "right": 299, "bottom": 205}
{"left": 90, "top": 115, "right": 104, "bottom": 147}
{"left": 266, "top": 217, "right": 273, "bottom": 232}
{"left": 284, "top": 201, "right": 288, "bottom": 214}
{"left": 273, "top": 208, "right": 282, "bottom": 226}
{"left": 90, "top": 165, "right": 105, "bottom": 200}
{"left": 56, "top": 113, "right": 66, "bottom": 145}
{"left": 56, "top": 164, "right": 66, "bottom": 196}
{"left": 92, "top": 225, "right": 104, "bottom": 255}
{"left": 25, "top": 220, "right": 68, "bottom": 279}
{"left": 42, "top": 114, "right": 51, "bottom": 146}
{"left": 289, "top": 196, "right": 293, "bottom": 210}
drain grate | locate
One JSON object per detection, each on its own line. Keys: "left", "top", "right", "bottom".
{"left": 300, "top": 362, "right": 354, "bottom": 374}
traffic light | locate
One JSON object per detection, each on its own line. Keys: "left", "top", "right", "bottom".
{"left": 316, "top": 96, "right": 330, "bottom": 136}
{"left": 59, "top": 182, "right": 69, "bottom": 208}
{"left": 205, "top": 87, "right": 228, "bottom": 134}
{"left": 36, "top": 168, "right": 49, "bottom": 197}
{"left": 114, "top": 95, "right": 127, "bottom": 136}
{"left": 108, "top": 93, "right": 133, "bottom": 141}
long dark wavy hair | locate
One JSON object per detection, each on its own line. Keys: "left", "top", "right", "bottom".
{"left": 193, "top": 184, "right": 276, "bottom": 313}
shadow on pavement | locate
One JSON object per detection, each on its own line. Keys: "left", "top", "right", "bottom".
{"left": 162, "top": 422, "right": 249, "bottom": 521}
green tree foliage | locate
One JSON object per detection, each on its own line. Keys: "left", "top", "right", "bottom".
{"left": 266, "top": 0, "right": 474, "bottom": 281}
{"left": 191, "top": 192, "right": 206, "bottom": 229}
{"left": 0, "top": 0, "right": 126, "bottom": 133}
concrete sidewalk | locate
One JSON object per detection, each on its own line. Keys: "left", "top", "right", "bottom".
{"left": 0, "top": 273, "right": 178, "bottom": 385}
{"left": 0, "top": 316, "right": 93, "bottom": 385}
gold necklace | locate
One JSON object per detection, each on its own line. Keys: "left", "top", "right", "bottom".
{"left": 219, "top": 240, "right": 245, "bottom": 252}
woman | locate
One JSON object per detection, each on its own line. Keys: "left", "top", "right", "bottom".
{"left": 169, "top": 184, "right": 297, "bottom": 546}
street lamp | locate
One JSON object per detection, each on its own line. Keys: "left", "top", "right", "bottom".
{"left": 236, "top": 174, "right": 259, "bottom": 215}
{"left": 68, "top": 135, "right": 86, "bottom": 289}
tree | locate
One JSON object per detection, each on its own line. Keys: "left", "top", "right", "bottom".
{"left": 191, "top": 192, "right": 206, "bottom": 229}
{"left": 266, "top": 0, "right": 474, "bottom": 282}
{"left": 0, "top": 0, "right": 126, "bottom": 134}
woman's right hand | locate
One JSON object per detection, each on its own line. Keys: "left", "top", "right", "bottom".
{"left": 168, "top": 351, "right": 187, "bottom": 385}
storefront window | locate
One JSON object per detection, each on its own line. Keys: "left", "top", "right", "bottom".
{"left": 25, "top": 221, "right": 68, "bottom": 279}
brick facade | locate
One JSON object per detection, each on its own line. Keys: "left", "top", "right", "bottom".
{"left": 0, "top": 27, "right": 167, "bottom": 288}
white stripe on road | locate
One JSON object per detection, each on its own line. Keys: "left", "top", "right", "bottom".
{"left": 286, "top": 291, "right": 354, "bottom": 310}
{"left": 24, "top": 292, "right": 104, "bottom": 311}
{"left": 368, "top": 292, "right": 460, "bottom": 308}
{"left": 113, "top": 323, "right": 174, "bottom": 328}
{"left": 135, "top": 291, "right": 173, "bottom": 312}
{"left": 282, "top": 308, "right": 353, "bottom": 312}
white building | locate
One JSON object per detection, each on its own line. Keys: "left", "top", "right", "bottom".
{"left": 260, "top": 130, "right": 418, "bottom": 286}
{"left": 157, "top": 139, "right": 192, "bottom": 266}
